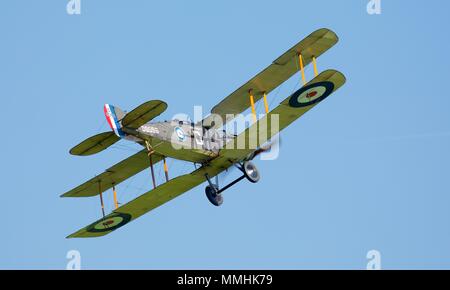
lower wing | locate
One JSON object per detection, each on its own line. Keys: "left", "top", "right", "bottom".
{"left": 67, "top": 173, "right": 206, "bottom": 238}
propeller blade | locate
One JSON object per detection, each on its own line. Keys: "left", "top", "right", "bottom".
{"left": 247, "top": 136, "right": 281, "bottom": 160}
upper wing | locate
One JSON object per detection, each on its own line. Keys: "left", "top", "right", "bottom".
{"left": 201, "top": 28, "right": 339, "bottom": 128}
{"left": 61, "top": 150, "right": 164, "bottom": 198}
{"left": 67, "top": 173, "right": 206, "bottom": 238}
{"left": 70, "top": 132, "right": 120, "bottom": 156}
{"left": 220, "top": 69, "right": 346, "bottom": 161}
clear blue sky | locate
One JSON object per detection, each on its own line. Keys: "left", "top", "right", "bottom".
{"left": 2, "top": 0, "right": 450, "bottom": 269}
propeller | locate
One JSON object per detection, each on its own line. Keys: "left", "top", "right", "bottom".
{"left": 245, "top": 135, "right": 281, "bottom": 161}
{"left": 216, "top": 135, "right": 281, "bottom": 186}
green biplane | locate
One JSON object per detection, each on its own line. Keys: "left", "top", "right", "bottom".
{"left": 62, "top": 28, "right": 346, "bottom": 238}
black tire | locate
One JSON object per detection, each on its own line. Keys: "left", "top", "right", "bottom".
{"left": 243, "top": 161, "right": 260, "bottom": 183}
{"left": 205, "top": 185, "right": 223, "bottom": 206}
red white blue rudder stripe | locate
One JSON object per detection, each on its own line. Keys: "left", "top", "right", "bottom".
{"left": 104, "top": 104, "right": 126, "bottom": 138}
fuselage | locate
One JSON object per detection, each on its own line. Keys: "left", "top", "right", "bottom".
{"left": 123, "top": 119, "right": 235, "bottom": 163}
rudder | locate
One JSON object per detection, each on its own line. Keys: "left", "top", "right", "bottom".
{"left": 104, "top": 104, "right": 126, "bottom": 138}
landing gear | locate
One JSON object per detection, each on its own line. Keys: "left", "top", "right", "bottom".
{"left": 205, "top": 185, "right": 223, "bottom": 207}
{"left": 243, "top": 161, "right": 260, "bottom": 183}
{"left": 204, "top": 161, "right": 260, "bottom": 207}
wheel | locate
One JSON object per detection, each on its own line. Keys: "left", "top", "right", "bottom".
{"left": 243, "top": 161, "right": 260, "bottom": 183}
{"left": 205, "top": 185, "right": 223, "bottom": 206}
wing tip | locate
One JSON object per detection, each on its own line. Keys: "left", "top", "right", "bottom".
{"left": 66, "top": 230, "right": 110, "bottom": 239}
{"left": 320, "top": 69, "right": 347, "bottom": 93}
{"left": 60, "top": 192, "right": 76, "bottom": 198}
{"left": 316, "top": 27, "right": 338, "bottom": 38}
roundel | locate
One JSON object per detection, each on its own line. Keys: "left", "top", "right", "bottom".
{"left": 86, "top": 213, "right": 132, "bottom": 233}
{"left": 289, "top": 81, "right": 335, "bottom": 108}
{"left": 175, "top": 127, "right": 186, "bottom": 141}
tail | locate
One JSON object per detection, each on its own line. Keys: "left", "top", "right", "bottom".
{"left": 70, "top": 101, "right": 167, "bottom": 156}
{"left": 104, "top": 104, "right": 126, "bottom": 138}
{"left": 69, "top": 104, "right": 127, "bottom": 156}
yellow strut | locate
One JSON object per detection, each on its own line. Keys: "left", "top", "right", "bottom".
{"left": 249, "top": 90, "right": 257, "bottom": 122}
{"left": 298, "top": 53, "right": 306, "bottom": 85}
{"left": 312, "top": 56, "right": 318, "bottom": 77}
{"left": 163, "top": 157, "right": 169, "bottom": 182}
{"left": 263, "top": 92, "right": 269, "bottom": 114}
{"left": 112, "top": 185, "right": 118, "bottom": 210}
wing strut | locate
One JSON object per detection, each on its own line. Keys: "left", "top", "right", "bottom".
{"left": 163, "top": 157, "right": 169, "bottom": 182}
{"left": 247, "top": 50, "right": 323, "bottom": 125}
{"left": 299, "top": 53, "right": 320, "bottom": 83}
{"left": 98, "top": 182, "right": 106, "bottom": 217}
{"left": 249, "top": 89, "right": 270, "bottom": 123}
{"left": 145, "top": 141, "right": 157, "bottom": 189}
{"left": 312, "top": 56, "right": 319, "bottom": 77}
{"left": 249, "top": 90, "right": 257, "bottom": 122}
{"left": 263, "top": 92, "right": 269, "bottom": 114}
{"left": 298, "top": 53, "right": 306, "bottom": 85}
{"left": 113, "top": 185, "right": 119, "bottom": 209}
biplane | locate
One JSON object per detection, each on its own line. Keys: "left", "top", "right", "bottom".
{"left": 62, "top": 28, "right": 346, "bottom": 238}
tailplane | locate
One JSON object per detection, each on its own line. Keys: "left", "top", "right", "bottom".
{"left": 70, "top": 132, "right": 120, "bottom": 156}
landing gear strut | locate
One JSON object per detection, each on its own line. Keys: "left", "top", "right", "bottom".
{"left": 204, "top": 161, "right": 260, "bottom": 207}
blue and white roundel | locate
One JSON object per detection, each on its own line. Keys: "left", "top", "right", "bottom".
{"left": 86, "top": 213, "right": 132, "bottom": 233}
{"left": 288, "top": 81, "right": 335, "bottom": 108}
{"left": 175, "top": 127, "right": 186, "bottom": 141}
